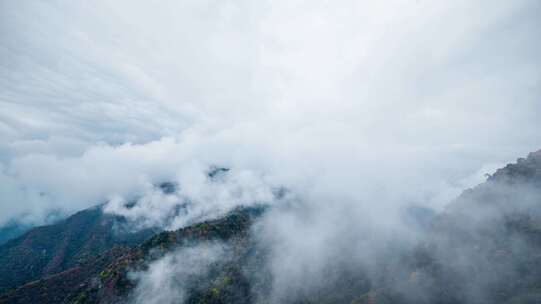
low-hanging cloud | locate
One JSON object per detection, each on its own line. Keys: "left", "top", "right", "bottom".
{"left": 2, "top": 0, "right": 540, "bottom": 303}
{"left": 130, "top": 242, "right": 230, "bottom": 304}
{"left": 1, "top": 0, "right": 540, "bottom": 226}
{"left": 103, "top": 165, "right": 277, "bottom": 231}
{"left": 1, "top": 4, "right": 541, "bottom": 302}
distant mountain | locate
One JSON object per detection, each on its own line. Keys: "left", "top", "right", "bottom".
{"left": 0, "top": 206, "right": 266, "bottom": 304}
{"left": 354, "top": 150, "right": 541, "bottom": 304}
{"left": 0, "top": 221, "right": 31, "bottom": 246}
{"left": 0, "top": 205, "right": 158, "bottom": 294}
{"left": 0, "top": 210, "right": 66, "bottom": 246}
{"left": 1, "top": 151, "right": 541, "bottom": 304}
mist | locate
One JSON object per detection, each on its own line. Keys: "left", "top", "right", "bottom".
{"left": 1, "top": 1, "right": 541, "bottom": 303}
{"left": 130, "top": 242, "right": 230, "bottom": 304}
{"left": 2, "top": 0, "right": 540, "bottom": 224}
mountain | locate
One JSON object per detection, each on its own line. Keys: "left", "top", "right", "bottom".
{"left": 353, "top": 150, "right": 541, "bottom": 304}
{"left": 0, "top": 246, "right": 131, "bottom": 304}
{"left": 0, "top": 206, "right": 266, "bottom": 304}
{"left": 0, "top": 205, "right": 158, "bottom": 294}
{"left": 0, "top": 221, "right": 31, "bottom": 246}
{"left": 0, "top": 181, "right": 185, "bottom": 294}
{"left": 1, "top": 151, "right": 541, "bottom": 304}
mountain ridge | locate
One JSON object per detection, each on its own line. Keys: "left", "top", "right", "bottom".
{"left": 0, "top": 205, "right": 158, "bottom": 294}
{"left": 1, "top": 151, "right": 541, "bottom": 303}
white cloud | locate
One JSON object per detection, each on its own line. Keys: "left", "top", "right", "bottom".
{"left": 0, "top": 1, "right": 539, "bottom": 231}
{"left": 2, "top": 1, "right": 540, "bottom": 302}
{"left": 130, "top": 242, "right": 228, "bottom": 304}
{"left": 103, "top": 165, "right": 276, "bottom": 231}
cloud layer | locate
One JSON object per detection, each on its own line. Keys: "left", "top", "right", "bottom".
{"left": 1, "top": 0, "right": 540, "bottom": 227}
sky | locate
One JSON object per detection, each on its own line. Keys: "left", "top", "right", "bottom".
{"left": 0, "top": 0, "right": 540, "bottom": 226}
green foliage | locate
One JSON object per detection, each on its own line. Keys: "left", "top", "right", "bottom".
{"left": 98, "top": 270, "right": 109, "bottom": 279}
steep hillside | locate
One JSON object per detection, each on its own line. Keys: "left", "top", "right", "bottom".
{"left": 0, "top": 246, "right": 131, "bottom": 304}
{"left": 0, "top": 206, "right": 266, "bottom": 304}
{"left": 1, "top": 151, "right": 541, "bottom": 304}
{"left": 71, "top": 205, "right": 267, "bottom": 304}
{"left": 0, "top": 205, "right": 157, "bottom": 294}
{"left": 354, "top": 150, "right": 541, "bottom": 304}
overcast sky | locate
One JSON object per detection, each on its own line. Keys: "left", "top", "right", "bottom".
{"left": 0, "top": 0, "right": 540, "bottom": 225}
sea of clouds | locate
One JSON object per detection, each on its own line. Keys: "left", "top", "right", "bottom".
{"left": 2, "top": 1, "right": 540, "bottom": 303}
{"left": 1, "top": 0, "right": 539, "bottom": 226}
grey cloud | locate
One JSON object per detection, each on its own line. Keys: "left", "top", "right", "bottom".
{"left": 0, "top": 5, "right": 540, "bottom": 301}
{"left": 0, "top": 0, "right": 539, "bottom": 219}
